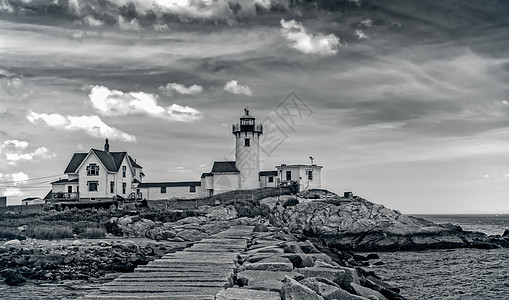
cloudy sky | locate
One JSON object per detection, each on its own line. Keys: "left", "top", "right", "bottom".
{"left": 1, "top": 0, "right": 508, "bottom": 213}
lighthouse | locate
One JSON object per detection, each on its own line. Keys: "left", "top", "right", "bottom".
{"left": 232, "top": 108, "right": 263, "bottom": 189}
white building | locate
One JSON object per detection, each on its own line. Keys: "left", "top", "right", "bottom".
{"left": 50, "top": 139, "right": 144, "bottom": 201}
{"left": 22, "top": 197, "right": 46, "bottom": 205}
{"left": 137, "top": 181, "right": 202, "bottom": 200}
{"left": 276, "top": 164, "right": 323, "bottom": 191}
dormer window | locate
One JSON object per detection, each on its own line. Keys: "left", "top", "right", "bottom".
{"left": 87, "top": 164, "right": 99, "bottom": 176}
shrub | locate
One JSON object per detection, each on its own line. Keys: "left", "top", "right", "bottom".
{"left": 282, "top": 197, "right": 299, "bottom": 208}
{"left": 104, "top": 221, "right": 122, "bottom": 236}
{"left": 232, "top": 200, "right": 271, "bottom": 218}
{"left": 25, "top": 226, "right": 74, "bottom": 240}
{"left": 80, "top": 228, "right": 106, "bottom": 238}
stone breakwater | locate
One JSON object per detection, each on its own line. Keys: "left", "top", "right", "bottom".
{"left": 268, "top": 190, "right": 509, "bottom": 251}
{"left": 218, "top": 223, "right": 406, "bottom": 300}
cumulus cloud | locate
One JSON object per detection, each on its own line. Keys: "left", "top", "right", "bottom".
{"left": 159, "top": 82, "right": 203, "bottom": 95}
{"left": 89, "top": 85, "right": 202, "bottom": 122}
{"left": 0, "top": 140, "right": 56, "bottom": 164}
{"left": 223, "top": 80, "right": 253, "bottom": 96}
{"left": 118, "top": 16, "right": 141, "bottom": 31}
{"left": 355, "top": 19, "right": 372, "bottom": 39}
{"left": 3, "top": 140, "right": 28, "bottom": 150}
{"left": 280, "top": 19, "right": 341, "bottom": 56}
{"left": 27, "top": 112, "right": 137, "bottom": 142}
{"left": 0, "top": 172, "right": 29, "bottom": 197}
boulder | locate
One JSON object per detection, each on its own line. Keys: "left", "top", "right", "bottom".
{"left": 71, "top": 240, "right": 83, "bottom": 246}
{"left": 197, "top": 205, "right": 238, "bottom": 220}
{"left": 351, "top": 283, "right": 388, "bottom": 300}
{"left": 3, "top": 239, "right": 22, "bottom": 248}
{"left": 215, "top": 287, "right": 281, "bottom": 300}
{"left": 300, "top": 240, "right": 321, "bottom": 254}
{"left": 366, "top": 254, "right": 380, "bottom": 260}
{"left": 236, "top": 270, "right": 299, "bottom": 291}
{"left": 502, "top": 229, "right": 509, "bottom": 237}
{"left": 300, "top": 277, "right": 340, "bottom": 295}
{"left": 114, "top": 241, "right": 138, "bottom": 252}
{"left": 253, "top": 223, "right": 269, "bottom": 232}
{"left": 323, "top": 288, "right": 368, "bottom": 300}
{"left": 281, "top": 276, "right": 324, "bottom": 300}
{"left": 243, "top": 258, "right": 294, "bottom": 272}
{"left": 117, "top": 216, "right": 133, "bottom": 226}
{"left": 4, "top": 272, "right": 26, "bottom": 286}
{"left": 283, "top": 242, "right": 304, "bottom": 254}
{"left": 299, "top": 266, "right": 359, "bottom": 289}
{"left": 175, "top": 229, "right": 207, "bottom": 242}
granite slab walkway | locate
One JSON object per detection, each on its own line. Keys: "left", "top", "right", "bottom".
{"left": 83, "top": 225, "right": 254, "bottom": 300}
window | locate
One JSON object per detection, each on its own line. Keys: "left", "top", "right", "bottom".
{"left": 68, "top": 186, "right": 72, "bottom": 193}
{"left": 308, "top": 170, "right": 313, "bottom": 181}
{"left": 190, "top": 186, "right": 196, "bottom": 193}
{"left": 122, "top": 182, "right": 126, "bottom": 194}
{"left": 87, "top": 164, "right": 99, "bottom": 176}
{"left": 110, "top": 181, "right": 114, "bottom": 193}
{"left": 268, "top": 176, "right": 274, "bottom": 183}
{"left": 161, "top": 187, "right": 166, "bottom": 193}
{"left": 122, "top": 166, "right": 126, "bottom": 178}
{"left": 244, "top": 138, "right": 250, "bottom": 147}
{"left": 88, "top": 181, "right": 98, "bottom": 192}
{"left": 286, "top": 171, "right": 292, "bottom": 181}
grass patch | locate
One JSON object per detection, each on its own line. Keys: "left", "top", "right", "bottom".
{"left": 25, "top": 226, "right": 74, "bottom": 240}
{"left": 79, "top": 228, "right": 106, "bottom": 238}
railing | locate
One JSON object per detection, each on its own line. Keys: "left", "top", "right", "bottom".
{"left": 51, "top": 192, "right": 79, "bottom": 201}
{"left": 232, "top": 123, "right": 263, "bottom": 133}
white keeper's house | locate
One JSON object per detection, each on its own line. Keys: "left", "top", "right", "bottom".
{"left": 47, "top": 109, "right": 322, "bottom": 202}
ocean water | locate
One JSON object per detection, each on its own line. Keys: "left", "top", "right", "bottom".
{"left": 372, "top": 214, "right": 509, "bottom": 300}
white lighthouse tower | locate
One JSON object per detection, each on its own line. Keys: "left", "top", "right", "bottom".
{"left": 232, "top": 108, "right": 263, "bottom": 189}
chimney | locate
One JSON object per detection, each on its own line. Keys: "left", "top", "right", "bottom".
{"left": 104, "top": 139, "right": 110, "bottom": 153}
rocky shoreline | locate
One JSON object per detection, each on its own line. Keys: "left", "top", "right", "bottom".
{"left": 267, "top": 190, "right": 509, "bottom": 252}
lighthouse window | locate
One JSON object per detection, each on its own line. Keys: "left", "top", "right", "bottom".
{"left": 307, "top": 170, "right": 313, "bottom": 181}
{"left": 245, "top": 138, "right": 250, "bottom": 147}
{"left": 286, "top": 171, "right": 292, "bottom": 181}
{"left": 268, "top": 176, "right": 274, "bottom": 183}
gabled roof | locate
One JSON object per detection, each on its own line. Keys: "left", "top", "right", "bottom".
{"left": 138, "top": 181, "right": 201, "bottom": 188}
{"left": 211, "top": 161, "right": 239, "bottom": 173}
{"left": 129, "top": 156, "right": 142, "bottom": 168}
{"left": 51, "top": 178, "right": 79, "bottom": 184}
{"left": 22, "top": 197, "right": 42, "bottom": 201}
{"left": 64, "top": 153, "right": 87, "bottom": 173}
{"left": 92, "top": 149, "right": 121, "bottom": 172}
{"left": 44, "top": 190, "right": 52, "bottom": 200}
{"left": 64, "top": 149, "right": 140, "bottom": 174}
{"left": 259, "top": 170, "right": 277, "bottom": 176}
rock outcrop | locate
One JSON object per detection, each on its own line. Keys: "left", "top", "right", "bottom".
{"left": 270, "top": 190, "right": 506, "bottom": 251}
